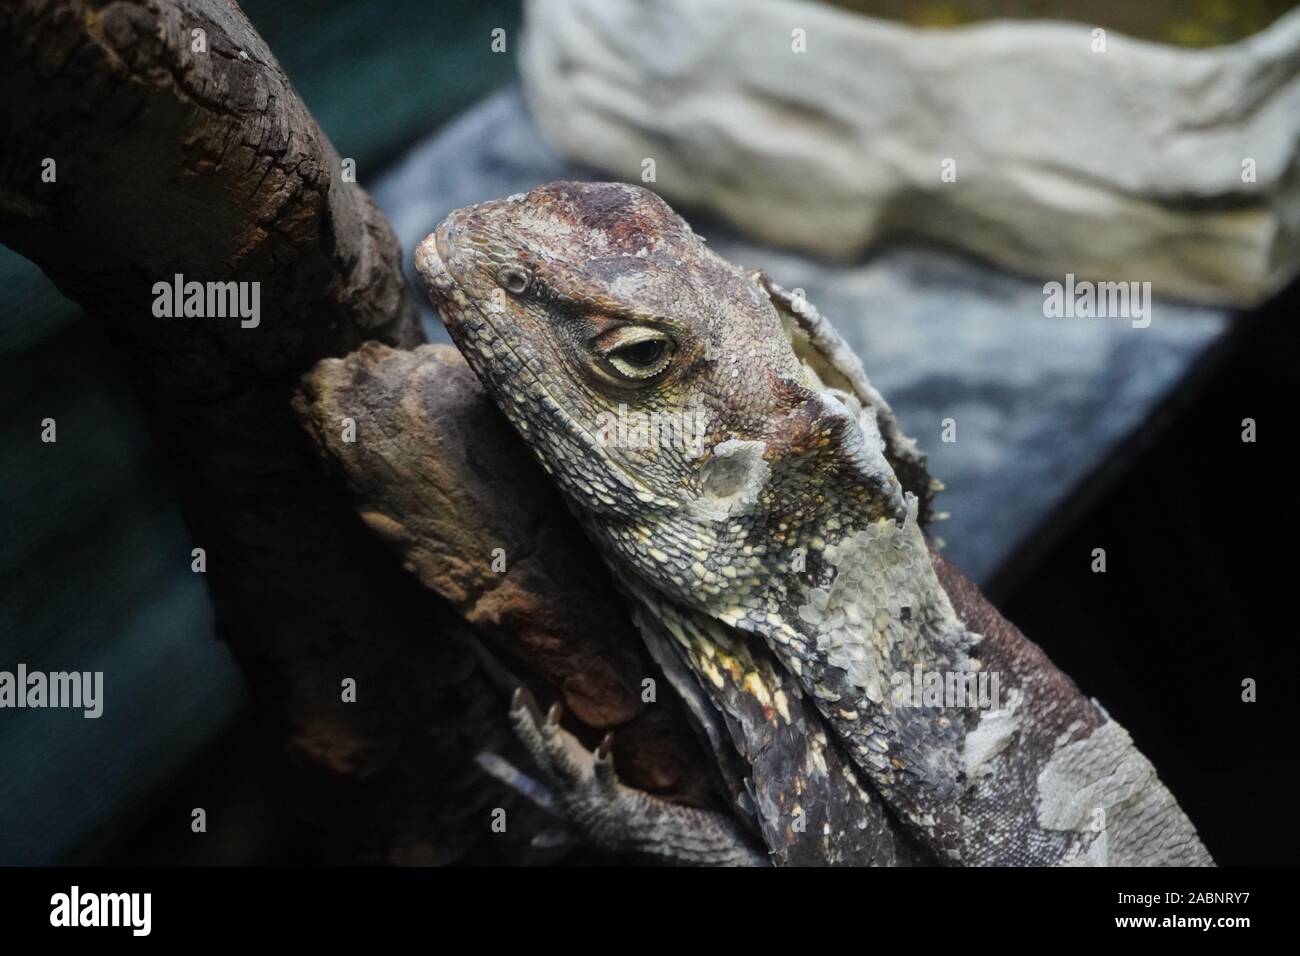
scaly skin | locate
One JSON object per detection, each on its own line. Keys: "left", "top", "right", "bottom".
{"left": 416, "top": 181, "right": 1212, "bottom": 866}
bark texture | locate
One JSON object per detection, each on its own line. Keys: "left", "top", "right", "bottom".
{"left": 0, "top": 0, "right": 510, "bottom": 864}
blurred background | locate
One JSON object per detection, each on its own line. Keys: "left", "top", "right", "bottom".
{"left": 2, "top": 0, "right": 1297, "bottom": 865}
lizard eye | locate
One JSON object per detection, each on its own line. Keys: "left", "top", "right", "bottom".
{"left": 496, "top": 266, "right": 532, "bottom": 295}
{"left": 598, "top": 327, "right": 676, "bottom": 382}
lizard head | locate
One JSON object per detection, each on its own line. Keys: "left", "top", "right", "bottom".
{"left": 416, "top": 181, "right": 909, "bottom": 608}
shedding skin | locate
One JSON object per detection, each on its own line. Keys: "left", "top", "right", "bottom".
{"left": 417, "top": 181, "right": 1211, "bottom": 867}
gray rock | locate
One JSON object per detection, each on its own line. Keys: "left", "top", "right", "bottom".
{"left": 519, "top": 0, "right": 1300, "bottom": 307}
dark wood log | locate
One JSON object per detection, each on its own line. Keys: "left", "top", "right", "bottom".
{"left": 0, "top": 0, "right": 513, "bottom": 864}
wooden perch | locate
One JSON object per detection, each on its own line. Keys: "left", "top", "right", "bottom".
{"left": 0, "top": 0, "right": 519, "bottom": 864}
{"left": 293, "top": 343, "right": 720, "bottom": 806}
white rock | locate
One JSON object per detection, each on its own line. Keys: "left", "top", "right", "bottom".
{"left": 520, "top": 0, "right": 1300, "bottom": 306}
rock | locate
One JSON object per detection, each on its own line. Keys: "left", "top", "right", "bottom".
{"left": 519, "top": 0, "right": 1300, "bottom": 307}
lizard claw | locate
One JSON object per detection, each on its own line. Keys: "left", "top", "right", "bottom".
{"left": 501, "top": 684, "right": 764, "bottom": 865}
{"left": 508, "top": 686, "right": 625, "bottom": 810}
{"left": 508, "top": 685, "right": 589, "bottom": 790}
{"left": 511, "top": 685, "right": 545, "bottom": 725}
{"left": 593, "top": 732, "right": 618, "bottom": 790}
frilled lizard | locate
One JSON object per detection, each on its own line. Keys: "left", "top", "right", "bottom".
{"left": 415, "top": 181, "right": 1213, "bottom": 867}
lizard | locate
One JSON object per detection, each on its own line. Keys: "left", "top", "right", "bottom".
{"left": 415, "top": 180, "right": 1213, "bottom": 867}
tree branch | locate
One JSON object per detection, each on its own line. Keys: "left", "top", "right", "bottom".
{"left": 0, "top": 0, "right": 513, "bottom": 864}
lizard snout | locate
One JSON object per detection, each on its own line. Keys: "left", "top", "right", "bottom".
{"left": 414, "top": 218, "right": 468, "bottom": 316}
{"left": 414, "top": 230, "right": 449, "bottom": 293}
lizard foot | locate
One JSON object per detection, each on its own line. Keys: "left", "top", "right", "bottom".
{"left": 499, "top": 687, "right": 766, "bottom": 866}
